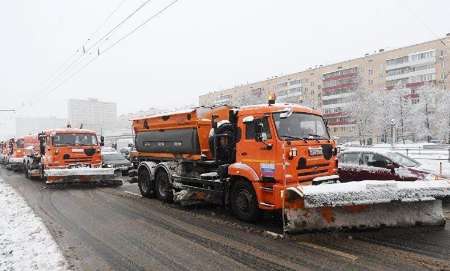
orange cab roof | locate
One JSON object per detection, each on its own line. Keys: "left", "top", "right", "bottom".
{"left": 238, "top": 103, "right": 322, "bottom": 116}
{"left": 43, "top": 128, "right": 98, "bottom": 135}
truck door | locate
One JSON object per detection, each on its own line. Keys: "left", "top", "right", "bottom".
{"left": 236, "top": 115, "right": 276, "bottom": 182}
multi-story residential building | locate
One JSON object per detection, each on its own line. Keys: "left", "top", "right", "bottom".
{"left": 68, "top": 98, "right": 117, "bottom": 133}
{"left": 199, "top": 35, "right": 450, "bottom": 141}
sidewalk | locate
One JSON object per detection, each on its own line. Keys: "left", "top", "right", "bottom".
{"left": 0, "top": 177, "right": 68, "bottom": 270}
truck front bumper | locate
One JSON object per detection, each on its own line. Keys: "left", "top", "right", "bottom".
{"left": 44, "top": 167, "right": 118, "bottom": 184}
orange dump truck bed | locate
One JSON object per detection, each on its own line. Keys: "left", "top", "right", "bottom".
{"left": 132, "top": 106, "right": 232, "bottom": 161}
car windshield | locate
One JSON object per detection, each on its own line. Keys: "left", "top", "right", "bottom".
{"left": 273, "top": 112, "right": 329, "bottom": 140}
{"left": 53, "top": 133, "right": 98, "bottom": 146}
{"left": 103, "top": 153, "right": 126, "bottom": 161}
{"left": 384, "top": 152, "right": 420, "bottom": 167}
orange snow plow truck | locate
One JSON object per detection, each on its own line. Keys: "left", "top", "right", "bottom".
{"left": 5, "top": 137, "right": 26, "bottom": 171}
{"left": 133, "top": 98, "right": 450, "bottom": 232}
{"left": 23, "top": 128, "right": 120, "bottom": 186}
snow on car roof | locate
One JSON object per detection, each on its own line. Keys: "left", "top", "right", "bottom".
{"left": 340, "top": 147, "right": 394, "bottom": 154}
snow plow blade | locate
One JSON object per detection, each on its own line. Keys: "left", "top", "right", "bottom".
{"left": 284, "top": 180, "right": 450, "bottom": 233}
{"left": 44, "top": 167, "right": 118, "bottom": 185}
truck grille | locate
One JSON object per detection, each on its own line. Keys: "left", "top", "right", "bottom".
{"left": 297, "top": 162, "right": 330, "bottom": 180}
{"left": 63, "top": 157, "right": 93, "bottom": 164}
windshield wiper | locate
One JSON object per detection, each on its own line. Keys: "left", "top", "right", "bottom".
{"left": 281, "top": 135, "right": 302, "bottom": 140}
{"left": 306, "top": 133, "right": 327, "bottom": 140}
{"left": 281, "top": 135, "right": 308, "bottom": 143}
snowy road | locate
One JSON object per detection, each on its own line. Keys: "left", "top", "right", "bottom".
{"left": 1, "top": 167, "right": 450, "bottom": 271}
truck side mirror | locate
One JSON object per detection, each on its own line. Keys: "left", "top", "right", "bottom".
{"left": 100, "top": 136, "right": 105, "bottom": 147}
{"left": 38, "top": 134, "right": 46, "bottom": 155}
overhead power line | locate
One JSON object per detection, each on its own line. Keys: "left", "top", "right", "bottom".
{"left": 17, "top": 0, "right": 133, "bottom": 112}
{"left": 102, "top": 0, "right": 179, "bottom": 55}
{"left": 24, "top": 0, "right": 180, "bottom": 108}
{"left": 87, "top": 0, "right": 129, "bottom": 42}
{"left": 84, "top": 0, "right": 154, "bottom": 54}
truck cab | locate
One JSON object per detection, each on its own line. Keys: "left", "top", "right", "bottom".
{"left": 31, "top": 128, "right": 116, "bottom": 184}
{"left": 39, "top": 129, "right": 102, "bottom": 169}
{"left": 227, "top": 103, "right": 338, "bottom": 215}
{"left": 6, "top": 138, "right": 26, "bottom": 171}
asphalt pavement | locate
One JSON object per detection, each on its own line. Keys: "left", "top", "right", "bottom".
{"left": 1, "top": 167, "right": 449, "bottom": 271}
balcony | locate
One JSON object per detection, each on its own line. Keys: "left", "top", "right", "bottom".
{"left": 386, "top": 68, "right": 435, "bottom": 81}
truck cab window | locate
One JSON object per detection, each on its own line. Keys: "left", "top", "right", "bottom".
{"left": 245, "top": 117, "right": 272, "bottom": 140}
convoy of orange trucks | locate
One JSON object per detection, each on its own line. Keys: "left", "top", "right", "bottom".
{"left": 131, "top": 97, "right": 450, "bottom": 232}
{"left": 1, "top": 96, "right": 450, "bottom": 232}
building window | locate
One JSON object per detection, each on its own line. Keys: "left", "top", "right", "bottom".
{"left": 386, "top": 56, "right": 408, "bottom": 66}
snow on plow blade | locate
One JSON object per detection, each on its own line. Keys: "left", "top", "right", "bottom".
{"left": 284, "top": 180, "right": 450, "bottom": 232}
{"left": 44, "top": 167, "right": 117, "bottom": 185}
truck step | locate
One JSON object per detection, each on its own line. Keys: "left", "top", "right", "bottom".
{"left": 259, "top": 202, "right": 275, "bottom": 208}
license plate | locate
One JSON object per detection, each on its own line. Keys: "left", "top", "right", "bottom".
{"left": 72, "top": 149, "right": 84, "bottom": 153}
{"left": 309, "top": 147, "right": 323, "bottom": 156}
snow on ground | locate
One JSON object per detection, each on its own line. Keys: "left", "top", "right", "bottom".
{"left": 0, "top": 177, "right": 68, "bottom": 271}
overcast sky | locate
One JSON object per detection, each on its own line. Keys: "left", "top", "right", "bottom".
{"left": 0, "top": 0, "right": 449, "bottom": 131}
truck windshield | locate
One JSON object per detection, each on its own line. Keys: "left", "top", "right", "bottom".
{"left": 16, "top": 139, "right": 25, "bottom": 148}
{"left": 53, "top": 133, "right": 98, "bottom": 146}
{"left": 273, "top": 112, "right": 329, "bottom": 140}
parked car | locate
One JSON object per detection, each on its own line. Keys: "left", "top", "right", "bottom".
{"left": 338, "top": 149, "right": 437, "bottom": 182}
{"left": 102, "top": 151, "right": 132, "bottom": 176}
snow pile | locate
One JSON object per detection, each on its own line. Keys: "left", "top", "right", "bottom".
{"left": 0, "top": 178, "right": 68, "bottom": 270}
{"left": 296, "top": 180, "right": 450, "bottom": 208}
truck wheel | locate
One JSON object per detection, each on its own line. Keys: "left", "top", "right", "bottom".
{"left": 155, "top": 169, "right": 173, "bottom": 203}
{"left": 24, "top": 164, "right": 30, "bottom": 179}
{"left": 138, "top": 168, "right": 154, "bottom": 198}
{"left": 231, "top": 180, "right": 260, "bottom": 222}
{"left": 39, "top": 167, "right": 46, "bottom": 182}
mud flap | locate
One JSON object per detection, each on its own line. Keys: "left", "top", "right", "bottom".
{"left": 284, "top": 180, "right": 450, "bottom": 233}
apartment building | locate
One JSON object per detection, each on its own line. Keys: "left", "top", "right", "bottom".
{"left": 199, "top": 35, "right": 450, "bottom": 140}
{"left": 68, "top": 98, "right": 117, "bottom": 133}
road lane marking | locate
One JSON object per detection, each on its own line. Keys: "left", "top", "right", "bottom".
{"left": 124, "top": 191, "right": 142, "bottom": 198}
{"left": 298, "top": 241, "right": 358, "bottom": 262}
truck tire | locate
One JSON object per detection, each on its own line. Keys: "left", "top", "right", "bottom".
{"left": 138, "top": 168, "right": 155, "bottom": 198}
{"left": 24, "top": 163, "right": 30, "bottom": 179}
{"left": 39, "top": 166, "right": 46, "bottom": 182}
{"left": 155, "top": 169, "right": 173, "bottom": 203}
{"left": 230, "top": 180, "right": 260, "bottom": 222}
